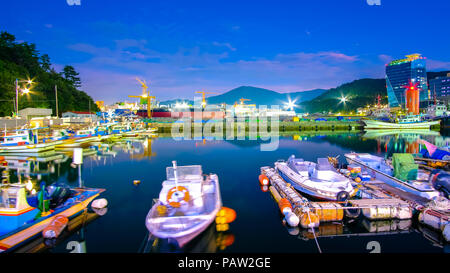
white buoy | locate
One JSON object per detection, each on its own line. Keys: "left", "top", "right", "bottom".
{"left": 73, "top": 148, "right": 83, "bottom": 165}
{"left": 285, "top": 211, "right": 300, "bottom": 227}
{"left": 92, "top": 198, "right": 108, "bottom": 209}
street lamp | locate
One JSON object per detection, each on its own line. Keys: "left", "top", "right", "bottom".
{"left": 15, "top": 78, "right": 36, "bottom": 117}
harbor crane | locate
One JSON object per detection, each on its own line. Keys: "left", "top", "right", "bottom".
{"left": 234, "top": 98, "right": 255, "bottom": 107}
{"left": 195, "top": 90, "right": 217, "bottom": 109}
{"left": 129, "top": 77, "right": 154, "bottom": 118}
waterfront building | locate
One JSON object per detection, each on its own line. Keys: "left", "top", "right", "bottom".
{"left": 429, "top": 73, "right": 450, "bottom": 103}
{"left": 62, "top": 111, "right": 99, "bottom": 124}
{"left": 18, "top": 107, "right": 52, "bottom": 120}
{"left": 385, "top": 54, "right": 428, "bottom": 107}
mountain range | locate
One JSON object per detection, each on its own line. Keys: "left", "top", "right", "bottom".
{"left": 160, "top": 70, "right": 450, "bottom": 113}
{"left": 160, "top": 86, "right": 326, "bottom": 108}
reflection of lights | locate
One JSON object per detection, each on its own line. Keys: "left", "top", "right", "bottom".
{"left": 22, "top": 88, "right": 30, "bottom": 94}
{"left": 26, "top": 180, "right": 33, "bottom": 191}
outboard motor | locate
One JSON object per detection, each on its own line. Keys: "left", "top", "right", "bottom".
{"left": 46, "top": 183, "right": 73, "bottom": 208}
{"left": 429, "top": 169, "right": 450, "bottom": 199}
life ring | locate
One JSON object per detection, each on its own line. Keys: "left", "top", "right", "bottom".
{"left": 166, "top": 186, "right": 190, "bottom": 208}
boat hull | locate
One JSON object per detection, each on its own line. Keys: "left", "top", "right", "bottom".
{"left": 146, "top": 175, "right": 222, "bottom": 248}
{"left": 0, "top": 143, "right": 56, "bottom": 154}
{"left": 276, "top": 162, "right": 353, "bottom": 201}
{"left": 363, "top": 119, "right": 440, "bottom": 130}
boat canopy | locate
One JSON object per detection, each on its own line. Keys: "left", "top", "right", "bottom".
{"left": 166, "top": 165, "right": 203, "bottom": 181}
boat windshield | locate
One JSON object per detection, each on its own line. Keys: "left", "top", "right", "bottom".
{"left": 0, "top": 187, "right": 18, "bottom": 209}
{"left": 166, "top": 165, "right": 202, "bottom": 181}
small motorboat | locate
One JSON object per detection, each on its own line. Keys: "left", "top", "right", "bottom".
{"left": 145, "top": 161, "right": 222, "bottom": 248}
{"left": 344, "top": 153, "right": 441, "bottom": 200}
{"left": 275, "top": 155, "right": 355, "bottom": 201}
{"left": 0, "top": 182, "right": 104, "bottom": 252}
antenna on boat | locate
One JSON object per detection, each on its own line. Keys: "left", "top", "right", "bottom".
{"left": 172, "top": 160, "right": 178, "bottom": 188}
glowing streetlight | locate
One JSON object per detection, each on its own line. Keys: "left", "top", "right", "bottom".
{"left": 340, "top": 96, "right": 348, "bottom": 103}
{"left": 14, "top": 78, "right": 37, "bottom": 116}
{"left": 284, "top": 98, "right": 297, "bottom": 110}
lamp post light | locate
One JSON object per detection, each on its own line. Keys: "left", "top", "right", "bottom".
{"left": 14, "top": 78, "right": 35, "bottom": 117}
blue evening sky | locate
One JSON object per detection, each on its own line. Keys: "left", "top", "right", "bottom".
{"left": 1, "top": 0, "right": 449, "bottom": 103}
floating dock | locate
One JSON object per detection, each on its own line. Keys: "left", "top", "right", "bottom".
{"left": 260, "top": 165, "right": 449, "bottom": 242}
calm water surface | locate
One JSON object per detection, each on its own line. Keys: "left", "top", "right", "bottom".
{"left": 4, "top": 131, "right": 450, "bottom": 253}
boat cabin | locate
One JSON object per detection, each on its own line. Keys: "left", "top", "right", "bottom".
{"left": 0, "top": 185, "right": 38, "bottom": 236}
{"left": 159, "top": 165, "right": 206, "bottom": 211}
{"left": 0, "top": 131, "right": 34, "bottom": 146}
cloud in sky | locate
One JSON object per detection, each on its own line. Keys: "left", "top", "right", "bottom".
{"left": 64, "top": 40, "right": 391, "bottom": 104}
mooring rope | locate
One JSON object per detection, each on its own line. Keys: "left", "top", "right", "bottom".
{"left": 307, "top": 209, "right": 322, "bottom": 253}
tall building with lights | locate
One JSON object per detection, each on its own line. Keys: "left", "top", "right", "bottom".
{"left": 429, "top": 73, "right": 450, "bottom": 102}
{"left": 385, "top": 54, "right": 428, "bottom": 107}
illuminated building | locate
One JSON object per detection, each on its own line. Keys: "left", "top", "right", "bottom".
{"left": 385, "top": 54, "right": 428, "bottom": 107}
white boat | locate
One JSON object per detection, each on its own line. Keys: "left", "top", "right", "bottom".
{"left": 275, "top": 155, "right": 355, "bottom": 201}
{"left": 363, "top": 116, "right": 440, "bottom": 130}
{"left": 344, "top": 153, "right": 441, "bottom": 200}
{"left": 0, "top": 128, "right": 57, "bottom": 154}
{"left": 145, "top": 162, "right": 222, "bottom": 247}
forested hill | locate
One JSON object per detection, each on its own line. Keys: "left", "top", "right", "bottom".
{"left": 0, "top": 31, "right": 98, "bottom": 117}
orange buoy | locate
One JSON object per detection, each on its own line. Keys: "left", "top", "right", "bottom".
{"left": 260, "top": 185, "right": 269, "bottom": 192}
{"left": 278, "top": 198, "right": 293, "bottom": 214}
{"left": 42, "top": 215, "right": 69, "bottom": 239}
{"left": 258, "top": 174, "right": 269, "bottom": 186}
{"left": 216, "top": 207, "right": 236, "bottom": 224}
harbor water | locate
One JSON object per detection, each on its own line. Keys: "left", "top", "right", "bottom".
{"left": 3, "top": 130, "right": 449, "bottom": 253}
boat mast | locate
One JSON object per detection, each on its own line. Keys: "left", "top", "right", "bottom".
{"left": 172, "top": 160, "right": 178, "bottom": 188}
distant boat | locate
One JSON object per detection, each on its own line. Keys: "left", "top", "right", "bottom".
{"left": 0, "top": 183, "right": 104, "bottom": 253}
{"left": 275, "top": 155, "right": 355, "bottom": 201}
{"left": 363, "top": 115, "right": 440, "bottom": 130}
{"left": 344, "top": 153, "right": 441, "bottom": 200}
{"left": 145, "top": 161, "right": 222, "bottom": 248}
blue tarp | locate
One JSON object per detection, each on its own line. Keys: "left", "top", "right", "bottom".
{"left": 420, "top": 148, "right": 450, "bottom": 160}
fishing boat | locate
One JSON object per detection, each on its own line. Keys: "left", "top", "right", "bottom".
{"left": 55, "top": 128, "right": 98, "bottom": 149}
{"left": 275, "top": 155, "right": 355, "bottom": 201}
{"left": 0, "top": 183, "right": 104, "bottom": 252}
{"left": 363, "top": 115, "right": 440, "bottom": 130}
{"left": 344, "top": 153, "right": 441, "bottom": 200}
{"left": 145, "top": 161, "right": 222, "bottom": 247}
{"left": 0, "top": 128, "right": 57, "bottom": 154}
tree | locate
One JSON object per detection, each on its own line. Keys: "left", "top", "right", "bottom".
{"left": 62, "top": 65, "right": 81, "bottom": 88}
{"left": 39, "top": 54, "right": 51, "bottom": 72}
{"left": 0, "top": 31, "right": 98, "bottom": 116}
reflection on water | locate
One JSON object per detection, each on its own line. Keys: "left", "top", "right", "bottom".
{"left": 1, "top": 132, "right": 449, "bottom": 253}
{"left": 141, "top": 223, "right": 235, "bottom": 253}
